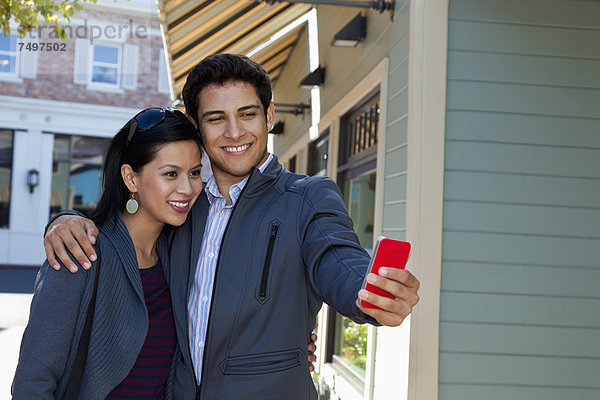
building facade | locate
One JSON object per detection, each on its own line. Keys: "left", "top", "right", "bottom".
{"left": 0, "top": 0, "right": 170, "bottom": 266}
{"left": 271, "top": 0, "right": 600, "bottom": 399}
{"left": 6, "top": 0, "right": 597, "bottom": 397}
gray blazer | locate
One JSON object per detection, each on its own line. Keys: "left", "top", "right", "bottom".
{"left": 12, "top": 213, "right": 172, "bottom": 399}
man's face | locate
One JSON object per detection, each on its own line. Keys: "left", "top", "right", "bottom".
{"left": 197, "top": 80, "right": 274, "bottom": 187}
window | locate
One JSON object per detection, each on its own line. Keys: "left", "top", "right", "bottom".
{"left": 90, "top": 43, "right": 121, "bottom": 86}
{"left": 0, "top": 34, "right": 18, "bottom": 76}
{"left": 342, "top": 169, "right": 376, "bottom": 252}
{"left": 50, "top": 135, "right": 110, "bottom": 218}
{"left": 0, "top": 130, "right": 13, "bottom": 228}
{"left": 288, "top": 155, "right": 297, "bottom": 173}
{"left": 339, "top": 92, "right": 379, "bottom": 166}
{"left": 327, "top": 91, "right": 380, "bottom": 380}
{"left": 308, "top": 130, "right": 329, "bottom": 176}
{"left": 74, "top": 40, "right": 137, "bottom": 90}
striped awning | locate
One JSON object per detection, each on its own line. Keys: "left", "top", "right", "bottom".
{"left": 157, "top": 0, "right": 313, "bottom": 102}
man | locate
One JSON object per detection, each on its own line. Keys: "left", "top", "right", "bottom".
{"left": 45, "top": 54, "right": 420, "bottom": 399}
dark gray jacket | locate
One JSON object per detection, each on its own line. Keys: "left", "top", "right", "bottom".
{"left": 167, "top": 156, "right": 376, "bottom": 399}
{"left": 12, "top": 213, "right": 173, "bottom": 399}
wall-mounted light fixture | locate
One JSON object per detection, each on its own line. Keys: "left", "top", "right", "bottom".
{"left": 300, "top": 66, "right": 325, "bottom": 89}
{"left": 274, "top": 102, "right": 311, "bottom": 116}
{"left": 257, "top": 0, "right": 395, "bottom": 19}
{"left": 332, "top": 13, "right": 366, "bottom": 47}
{"left": 27, "top": 169, "right": 39, "bottom": 194}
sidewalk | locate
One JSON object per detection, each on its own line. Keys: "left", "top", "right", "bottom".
{"left": 0, "top": 268, "right": 38, "bottom": 400}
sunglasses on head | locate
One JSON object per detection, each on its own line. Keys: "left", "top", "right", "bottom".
{"left": 126, "top": 107, "right": 191, "bottom": 148}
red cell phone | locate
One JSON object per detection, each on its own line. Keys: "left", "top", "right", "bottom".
{"left": 360, "top": 236, "right": 411, "bottom": 309}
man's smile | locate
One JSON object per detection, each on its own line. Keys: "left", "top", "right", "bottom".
{"left": 222, "top": 143, "right": 251, "bottom": 154}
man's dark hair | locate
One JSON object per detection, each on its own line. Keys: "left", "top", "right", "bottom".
{"left": 182, "top": 53, "right": 273, "bottom": 126}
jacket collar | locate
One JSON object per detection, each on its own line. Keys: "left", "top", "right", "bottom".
{"left": 243, "top": 155, "right": 283, "bottom": 196}
{"left": 97, "top": 213, "right": 144, "bottom": 301}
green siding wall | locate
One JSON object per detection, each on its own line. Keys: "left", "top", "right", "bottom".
{"left": 382, "top": 0, "right": 410, "bottom": 241}
{"left": 441, "top": 0, "right": 600, "bottom": 398}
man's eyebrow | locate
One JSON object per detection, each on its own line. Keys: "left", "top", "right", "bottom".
{"left": 238, "top": 105, "right": 261, "bottom": 112}
{"left": 201, "top": 110, "right": 224, "bottom": 119}
{"left": 201, "top": 104, "right": 261, "bottom": 119}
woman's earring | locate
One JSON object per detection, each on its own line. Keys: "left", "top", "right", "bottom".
{"left": 126, "top": 193, "right": 139, "bottom": 214}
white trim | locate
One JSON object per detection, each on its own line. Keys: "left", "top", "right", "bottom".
{"left": 157, "top": 6, "right": 174, "bottom": 102}
{"left": 0, "top": 33, "right": 19, "bottom": 79}
{"left": 158, "top": 48, "right": 171, "bottom": 94}
{"left": 372, "top": 58, "right": 389, "bottom": 253}
{"left": 0, "top": 75, "right": 23, "bottom": 83}
{"left": 405, "top": 1, "right": 449, "bottom": 400}
{"left": 73, "top": 39, "right": 91, "bottom": 85}
{"left": 277, "top": 58, "right": 388, "bottom": 400}
{"left": 18, "top": 36, "right": 38, "bottom": 79}
{"left": 307, "top": 9, "right": 321, "bottom": 141}
{"left": 85, "top": 84, "right": 126, "bottom": 94}
{"left": 0, "top": 95, "right": 140, "bottom": 137}
{"left": 247, "top": 9, "right": 314, "bottom": 58}
{"left": 320, "top": 363, "right": 364, "bottom": 400}
{"left": 85, "top": 0, "right": 159, "bottom": 17}
{"left": 89, "top": 42, "right": 122, "bottom": 88}
{"left": 367, "top": 58, "right": 389, "bottom": 400}
{"left": 121, "top": 43, "right": 139, "bottom": 90}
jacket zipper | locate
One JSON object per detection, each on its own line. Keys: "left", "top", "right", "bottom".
{"left": 197, "top": 174, "right": 253, "bottom": 398}
{"left": 259, "top": 224, "right": 279, "bottom": 298}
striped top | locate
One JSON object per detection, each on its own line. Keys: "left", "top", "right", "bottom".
{"left": 107, "top": 258, "right": 176, "bottom": 399}
{"left": 188, "top": 154, "right": 273, "bottom": 383}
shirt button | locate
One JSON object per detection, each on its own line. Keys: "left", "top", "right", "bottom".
{"left": 199, "top": 341, "right": 204, "bottom": 348}
{"left": 208, "top": 253, "right": 214, "bottom": 258}
{"left": 202, "top": 296, "right": 208, "bottom": 302}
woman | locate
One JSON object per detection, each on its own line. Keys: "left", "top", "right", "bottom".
{"left": 12, "top": 107, "right": 204, "bottom": 399}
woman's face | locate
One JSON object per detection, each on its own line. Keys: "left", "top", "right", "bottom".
{"left": 132, "top": 140, "right": 203, "bottom": 227}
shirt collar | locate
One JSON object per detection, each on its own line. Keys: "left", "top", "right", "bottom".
{"left": 205, "top": 153, "right": 274, "bottom": 205}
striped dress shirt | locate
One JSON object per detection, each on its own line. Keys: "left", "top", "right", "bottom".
{"left": 188, "top": 154, "right": 273, "bottom": 383}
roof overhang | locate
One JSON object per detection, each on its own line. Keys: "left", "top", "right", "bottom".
{"left": 157, "top": 0, "right": 313, "bottom": 103}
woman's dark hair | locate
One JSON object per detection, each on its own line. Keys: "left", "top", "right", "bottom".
{"left": 91, "top": 109, "right": 203, "bottom": 224}
{"left": 182, "top": 53, "right": 272, "bottom": 126}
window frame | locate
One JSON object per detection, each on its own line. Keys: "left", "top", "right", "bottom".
{"left": 88, "top": 42, "right": 122, "bottom": 89}
{"left": 326, "top": 163, "right": 377, "bottom": 384}
{"left": 50, "top": 134, "right": 109, "bottom": 218}
{"left": 287, "top": 154, "right": 297, "bottom": 173}
{"left": 308, "top": 129, "right": 330, "bottom": 176}
{"left": 0, "top": 33, "right": 19, "bottom": 78}
{"left": 281, "top": 58, "right": 390, "bottom": 400}
{"left": 324, "top": 90, "right": 381, "bottom": 388}
{"left": 0, "top": 129, "right": 14, "bottom": 229}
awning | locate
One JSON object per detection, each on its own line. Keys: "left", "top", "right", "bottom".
{"left": 157, "top": 0, "right": 313, "bottom": 102}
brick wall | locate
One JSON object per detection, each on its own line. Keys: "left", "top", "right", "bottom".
{"left": 0, "top": 7, "right": 170, "bottom": 109}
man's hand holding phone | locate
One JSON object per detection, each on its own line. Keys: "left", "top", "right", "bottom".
{"left": 357, "top": 237, "right": 420, "bottom": 327}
